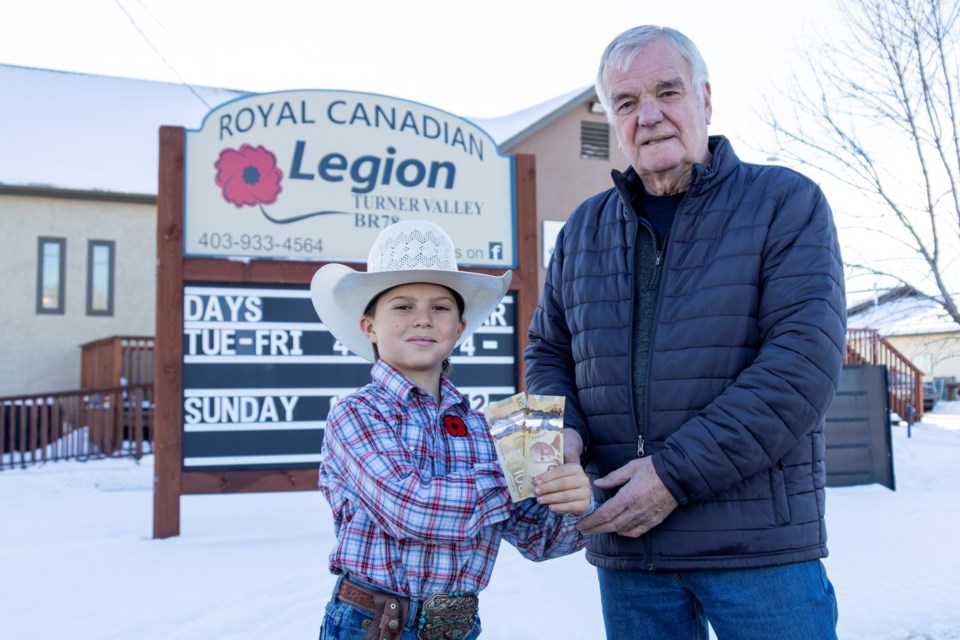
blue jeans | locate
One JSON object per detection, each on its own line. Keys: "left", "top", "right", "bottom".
{"left": 319, "top": 575, "right": 482, "bottom": 640}
{"left": 597, "top": 560, "right": 838, "bottom": 640}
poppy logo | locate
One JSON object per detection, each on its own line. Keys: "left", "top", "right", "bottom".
{"left": 214, "top": 144, "right": 349, "bottom": 225}
{"left": 215, "top": 144, "right": 283, "bottom": 208}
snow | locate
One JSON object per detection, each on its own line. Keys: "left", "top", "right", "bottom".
{"left": 468, "top": 85, "right": 594, "bottom": 148}
{"left": 0, "top": 64, "right": 247, "bottom": 196}
{"left": 0, "top": 64, "right": 577, "bottom": 197}
{"left": 3, "top": 409, "right": 960, "bottom": 639}
{"left": 847, "top": 293, "right": 960, "bottom": 337}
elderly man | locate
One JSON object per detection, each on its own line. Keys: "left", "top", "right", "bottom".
{"left": 525, "top": 25, "right": 846, "bottom": 640}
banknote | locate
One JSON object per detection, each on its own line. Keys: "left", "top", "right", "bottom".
{"left": 484, "top": 393, "right": 527, "bottom": 502}
{"left": 521, "top": 395, "right": 565, "bottom": 496}
{"left": 494, "top": 431, "right": 527, "bottom": 502}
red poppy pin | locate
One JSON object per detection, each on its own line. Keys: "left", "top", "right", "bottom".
{"left": 442, "top": 415, "right": 468, "bottom": 437}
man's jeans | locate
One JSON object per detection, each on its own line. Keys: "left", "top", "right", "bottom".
{"left": 597, "top": 560, "right": 838, "bottom": 640}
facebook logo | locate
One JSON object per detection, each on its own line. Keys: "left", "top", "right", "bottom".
{"left": 489, "top": 242, "right": 503, "bottom": 260}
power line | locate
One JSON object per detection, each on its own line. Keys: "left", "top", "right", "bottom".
{"left": 111, "top": 0, "right": 212, "bottom": 109}
{"left": 130, "top": 0, "right": 223, "bottom": 86}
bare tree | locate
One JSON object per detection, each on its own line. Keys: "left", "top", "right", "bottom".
{"left": 764, "top": 0, "right": 960, "bottom": 327}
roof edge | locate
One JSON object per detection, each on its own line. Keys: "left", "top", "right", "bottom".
{"left": 0, "top": 183, "right": 156, "bottom": 205}
{"left": 498, "top": 86, "right": 599, "bottom": 150}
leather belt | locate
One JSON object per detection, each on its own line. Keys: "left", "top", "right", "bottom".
{"left": 335, "top": 577, "right": 383, "bottom": 615}
{"left": 336, "top": 578, "right": 479, "bottom": 640}
{"left": 336, "top": 578, "right": 406, "bottom": 640}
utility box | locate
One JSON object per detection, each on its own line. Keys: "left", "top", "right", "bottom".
{"left": 823, "top": 365, "right": 895, "bottom": 490}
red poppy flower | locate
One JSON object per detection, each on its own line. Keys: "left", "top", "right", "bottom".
{"left": 443, "top": 415, "right": 468, "bottom": 437}
{"left": 214, "top": 144, "right": 284, "bottom": 208}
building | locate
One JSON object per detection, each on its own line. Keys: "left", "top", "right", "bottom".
{"left": 0, "top": 64, "right": 619, "bottom": 396}
{"left": 848, "top": 285, "right": 960, "bottom": 398}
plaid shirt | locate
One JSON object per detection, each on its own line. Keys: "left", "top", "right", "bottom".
{"left": 318, "top": 360, "right": 588, "bottom": 599}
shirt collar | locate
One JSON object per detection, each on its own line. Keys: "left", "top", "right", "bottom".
{"left": 369, "top": 360, "right": 468, "bottom": 412}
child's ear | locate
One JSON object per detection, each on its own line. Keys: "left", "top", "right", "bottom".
{"left": 360, "top": 316, "right": 378, "bottom": 343}
{"left": 457, "top": 318, "right": 466, "bottom": 338}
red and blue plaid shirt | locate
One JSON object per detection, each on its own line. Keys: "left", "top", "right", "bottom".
{"left": 318, "top": 360, "right": 588, "bottom": 599}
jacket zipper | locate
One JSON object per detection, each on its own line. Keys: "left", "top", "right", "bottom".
{"left": 643, "top": 224, "right": 673, "bottom": 572}
{"left": 638, "top": 225, "right": 672, "bottom": 460}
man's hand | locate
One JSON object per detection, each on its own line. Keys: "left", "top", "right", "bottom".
{"left": 563, "top": 428, "right": 583, "bottom": 466}
{"left": 576, "top": 457, "right": 678, "bottom": 537}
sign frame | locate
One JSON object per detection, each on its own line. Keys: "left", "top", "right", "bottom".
{"left": 183, "top": 90, "right": 517, "bottom": 268}
{"left": 153, "top": 125, "right": 539, "bottom": 538}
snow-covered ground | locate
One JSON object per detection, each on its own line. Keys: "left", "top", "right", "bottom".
{"left": 2, "top": 406, "right": 960, "bottom": 639}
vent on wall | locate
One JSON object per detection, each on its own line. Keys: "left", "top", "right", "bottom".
{"left": 580, "top": 121, "right": 610, "bottom": 160}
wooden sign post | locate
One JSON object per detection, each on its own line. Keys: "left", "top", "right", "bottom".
{"left": 153, "top": 92, "right": 538, "bottom": 538}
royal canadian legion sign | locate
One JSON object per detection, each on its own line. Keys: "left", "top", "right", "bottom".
{"left": 184, "top": 90, "right": 516, "bottom": 268}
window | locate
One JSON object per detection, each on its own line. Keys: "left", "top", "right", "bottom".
{"left": 36, "top": 237, "right": 66, "bottom": 314}
{"left": 86, "top": 240, "right": 115, "bottom": 316}
{"left": 580, "top": 121, "right": 610, "bottom": 160}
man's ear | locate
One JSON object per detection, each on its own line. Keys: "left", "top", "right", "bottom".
{"left": 703, "top": 81, "right": 712, "bottom": 124}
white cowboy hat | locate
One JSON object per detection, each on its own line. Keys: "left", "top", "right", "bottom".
{"left": 310, "top": 220, "right": 512, "bottom": 362}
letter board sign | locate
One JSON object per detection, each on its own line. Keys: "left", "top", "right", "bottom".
{"left": 181, "top": 283, "right": 517, "bottom": 471}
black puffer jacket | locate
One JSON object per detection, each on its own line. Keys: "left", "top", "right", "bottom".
{"left": 525, "top": 136, "right": 846, "bottom": 570}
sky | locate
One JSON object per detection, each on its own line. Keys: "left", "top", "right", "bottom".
{"left": 0, "top": 0, "right": 841, "bottom": 136}
{"left": 2, "top": 405, "right": 959, "bottom": 639}
{"left": 0, "top": 1, "right": 867, "bottom": 237}
{"left": 3, "top": 0, "right": 931, "bottom": 295}
{"left": 8, "top": 1, "right": 899, "bottom": 247}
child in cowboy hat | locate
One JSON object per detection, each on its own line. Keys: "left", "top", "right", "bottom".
{"left": 311, "top": 220, "right": 592, "bottom": 640}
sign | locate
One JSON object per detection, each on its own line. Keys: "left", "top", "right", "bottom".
{"left": 183, "top": 91, "right": 516, "bottom": 267}
{"left": 542, "top": 220, "right": 565, "bottom": 268}
{"left": 181, "top": 283, "right": 517, "bottom": 471}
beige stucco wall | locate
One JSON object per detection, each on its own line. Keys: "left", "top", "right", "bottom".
{"left": 886, "top": 333, "right": 960, "bottom": 384}
{"left": 0, "top": 194, "right": 156, "bottom": 396}
{"left": 505, "top": 101, "right": 621, "bottom": 289}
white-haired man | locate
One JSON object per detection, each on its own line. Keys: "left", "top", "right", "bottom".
{"left": 526, "top": 25, "right": 846, "bottom": 639}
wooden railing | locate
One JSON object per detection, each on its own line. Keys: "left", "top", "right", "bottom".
{"left": 0, "top": 384, "right": 153, "bottom": 471}
{"left": 80, "top": 336, "right": 154, "bottom": 388}
{"left": 845, "top": 328, "right": 926, "bottom": 421}
{"left": 1, "top": 328, "right": 925, "bottom": 470}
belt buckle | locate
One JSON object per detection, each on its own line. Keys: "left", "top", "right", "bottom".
{"left": 416, "top": 592, "right": 478, "bottom": 640}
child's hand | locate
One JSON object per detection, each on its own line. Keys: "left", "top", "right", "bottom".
{"left": 533, "top": 463, "right": 592, "bottom": 514}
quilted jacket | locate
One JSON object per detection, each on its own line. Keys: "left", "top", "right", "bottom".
{"left": 525, "top": 136, "right": 847, "bottom": 570}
